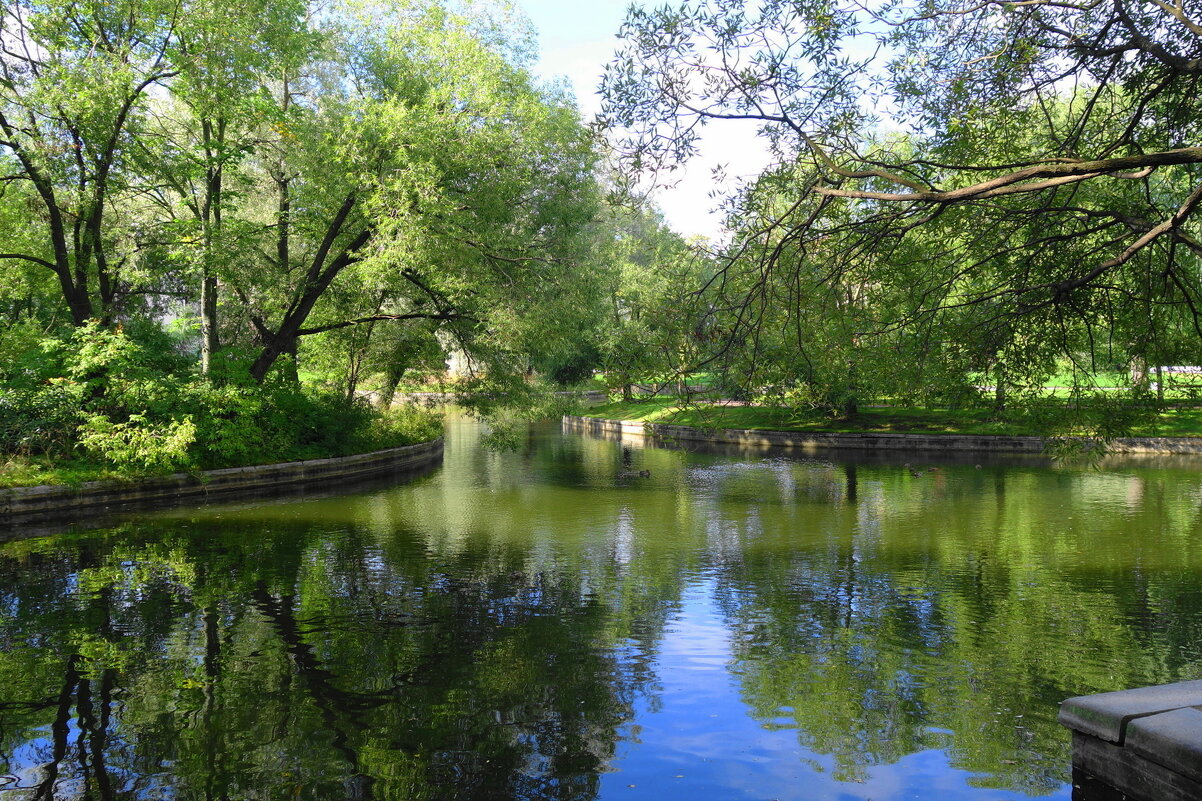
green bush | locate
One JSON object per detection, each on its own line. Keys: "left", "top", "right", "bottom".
{"left": 0, "top": 323, "right": 444, "bottom": 478}
{"left": 77, "top": 413, "right": 197, "bottom": 472}
{"left": 0, "top": 382, "right": 84, "bottom": 456}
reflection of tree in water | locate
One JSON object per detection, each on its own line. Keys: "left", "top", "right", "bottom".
{"left": 8, "top": 431, "right": 1202, "bottom": 800}
{"left": 705, "top": 463, "right": 1202, "bottom": 795}
{"left": 0, "top": 520, "right": 661, "bottom": 800}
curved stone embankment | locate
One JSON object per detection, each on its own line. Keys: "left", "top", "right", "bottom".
{"left": 562, "top": 415, "right": 1202, "bottom": 455}
{"left": 0, "top": 438, "right": 444, "bottom": 527}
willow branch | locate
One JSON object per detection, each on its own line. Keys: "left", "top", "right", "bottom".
{"left": 814, "top": 147, "right": 1202, "bottom": 202}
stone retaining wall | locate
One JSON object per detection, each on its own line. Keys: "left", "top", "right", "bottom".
{"left": 0, "top": 438, "right": 444, "bottom": 527}
{"left": 1060, "top": 680, "right": 1202, "bottom": 801}
{"left": 562, "top": 415, "right": 1202, "bottom": 455}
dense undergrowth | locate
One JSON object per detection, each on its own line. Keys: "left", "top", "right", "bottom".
{"left": 0, "top": 323, "right": 442, "bottom": 487}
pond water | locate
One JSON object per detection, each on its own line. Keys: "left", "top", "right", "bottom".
{"left": 2, "top": 412, "right": 1202, "bottom": 800}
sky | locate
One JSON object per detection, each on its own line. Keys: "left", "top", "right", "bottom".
{"left": 514, "top": 0, "right": 771, "bottom": 240}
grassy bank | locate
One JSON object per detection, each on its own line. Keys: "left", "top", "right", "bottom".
{"left": 586, "top": 398, "right": 1202, "bottom": 438}
{"left": 0, "top": 405, "right": 443, "bottom": 489}
{"left": 0, "top": 324, "right": 447, "bottom": 489}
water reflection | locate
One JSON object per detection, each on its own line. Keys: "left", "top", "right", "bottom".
{"left": 1, "top": 413, "right": 1200, "bottom": 800}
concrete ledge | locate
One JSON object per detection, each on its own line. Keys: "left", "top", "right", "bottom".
{"left": 562, "top": 415, "right": 1202, "bottom": 455}
{"left": 1058, "top": 680, "right": 1202, "bottom": 743}
{"left": 0, "top": 438, "right": 444, "bottom": 527}
{"left": 1127, "top": 707, "right": 1202, "bottom": 784}
{"left": 1060, "top": 681, "right": 1202, "bottom": 801}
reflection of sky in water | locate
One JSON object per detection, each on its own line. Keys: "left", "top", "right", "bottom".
{"left": 3, "top": 414, "right": 1202, "bottom": 799}
{"left": 601, "top": 582, "right": 1065, "bottom": 801}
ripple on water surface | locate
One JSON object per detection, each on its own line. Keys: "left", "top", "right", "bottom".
{"left": 0, "top": 416, "right": 1200, "bottom": 800}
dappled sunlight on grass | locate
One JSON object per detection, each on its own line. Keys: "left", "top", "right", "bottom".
{"left": 0, "top": 457, "right": 129, "bottom": 488}
{"left": 588, "top": 398, "right": 1202, "bottom": 438}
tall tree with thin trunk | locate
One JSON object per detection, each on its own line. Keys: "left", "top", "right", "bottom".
{"left": 0, "top": 0, "right": 183, "bottom": 325}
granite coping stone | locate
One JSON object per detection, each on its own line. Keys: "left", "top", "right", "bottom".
{"left": 1058, "top": 680, "right": 1202, "bottom": 743}
{"left": 1071, "top": 730, "right": 1202, "bottom": 801}
{"left": 564, "top": 415, "right": 1202, "bottom": 454}
{"left": 1126, "top": 705, "right": 1202, "bottom": 783}
{"left": 0, "top": 439, "right": 444, "bottom": 527}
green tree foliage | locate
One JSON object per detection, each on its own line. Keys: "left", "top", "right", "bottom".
{"left": 596, "top": 202, "right": 710, "bottom": 399}
{"left": 0, "top": 0, "right": 620, "bottom": 470}
{"left": 0, "top": 0, "right": 604, "bottom": 396}
{"left": 601, "top": 0, "right": 1202, "bottom": 412}
{"left": 0, "top": 0, "right": 185, "bottom": 324}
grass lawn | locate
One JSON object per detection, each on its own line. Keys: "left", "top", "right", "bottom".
{"left": 586, "top": 398, "right": 1202, "bottom": 438}
{"left": 0, "top": 457, "right": 134, "bottom": 489}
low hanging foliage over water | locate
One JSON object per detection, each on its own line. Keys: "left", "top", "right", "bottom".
{"left": 599, "top": 0, "right": 1202, "bottom": 422}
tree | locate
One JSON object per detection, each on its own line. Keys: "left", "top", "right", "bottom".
{"left": 140, "top": 0, "right": 316, "bottom": 374}
{"left": 212, "top": 0, "right": 601, "bottom": 383}
{"left": 595, "top": 201, "right": 706, "bottom": 399}
{"left": 1, "top": 0, "right": 604, "bottom": 392}
{"left": 601, "top": 0, "right": 1202, "bottom": 403}
{"left": 0, "top": 0, "right": 183, "bottom": 325}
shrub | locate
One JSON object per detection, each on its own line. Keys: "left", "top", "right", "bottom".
{"left": 0, "top": 382, "right": 84, "bottom": 456}
{"left": 77, "top": 413, "right": 197, "bottom": 472}
{"left": 183, "top": 383, "right": 292, "bottom": 468}
{"left": 1, "top": 323, "right": 444, "bottom": 477}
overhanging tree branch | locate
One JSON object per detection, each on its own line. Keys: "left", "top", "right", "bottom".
{"left": 814, "top": 148, "right": 1202, "bottom": 202}
{"left": 295, "top": 311, "right": 469, "bottom": 336}
{"left": 0, "top": 252, "right": 57, "bottom": 271}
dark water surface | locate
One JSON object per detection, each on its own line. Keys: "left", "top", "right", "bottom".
{"left": 2, "top": 413, "right": 1202, "bottom": 800}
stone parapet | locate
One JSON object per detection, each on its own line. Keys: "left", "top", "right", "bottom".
{"left": 562, "top": 415, "right": 1202, "bottom": 455}
{"left": 395, "top": 390, "right": 607, "bottom": 403}
{"left": 1060, "top": 681, "right": 1202, "bottom": 801}
{"left": 0, "top": 438, "right": 444, "bottom": 528}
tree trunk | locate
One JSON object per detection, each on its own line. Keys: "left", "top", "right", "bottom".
{"left": 246, "top": 194, "right": 368, "bottom": 383}
{"left": 249, "top": 334, "right": 293, "bottom": 383}
{"left": 61, "top": 278, "right": 95, "bottom": 326}
{"left": 249, "top": 333, "right": 303, "bottom": 383}
{"left": 199, "top": 118, "right": 225, "bottom": 376}
{"left": 200, "top": 271, "right": 219, "bottom": 374}
{"left": 382, "top": 367, "right": 406, "bottom": 408}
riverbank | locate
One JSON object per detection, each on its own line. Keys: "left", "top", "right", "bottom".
{"left": 586, "top": 398, "right": 1202, "bottom": 438}
{"left": 565, "top": 410, "right": 1202, "bottom": 455}
{"left": 0, "top": 438, "right": 444, "bottom": 527}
